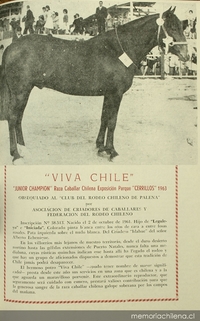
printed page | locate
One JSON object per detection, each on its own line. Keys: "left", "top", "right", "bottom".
{"left": 3, "top": 166, "right": 177, "bottom": 303}
{"left": 0, "top": 0, "right": 199, "bottom": 312}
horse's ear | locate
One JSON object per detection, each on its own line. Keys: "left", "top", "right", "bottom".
{"left": 171, "top": 6, "right": 176, "bottom": 14}
{"left": 162, "top": 6, "right": 176, "bottom": 19}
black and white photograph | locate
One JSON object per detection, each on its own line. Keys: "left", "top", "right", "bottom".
{"left": 0, "top": 0, "right": 197, "bottom": 165}
{"left": 0, "top": 1, "right": 200, "bottom": 316}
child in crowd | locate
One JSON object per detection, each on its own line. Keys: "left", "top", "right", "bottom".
{"left": 35, "top": 15, "right": 45, "bottom": 34}
{"left": 52, "top": 11, "right": 59, "bottom": 34}
{"left": 62, "top": 9, "right": 69, "bottom": 34}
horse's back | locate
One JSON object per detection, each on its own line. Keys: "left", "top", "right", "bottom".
{"left": 3, "top": 34, "right": 134, "bottom": 96}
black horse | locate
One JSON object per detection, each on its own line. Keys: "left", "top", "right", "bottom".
{"left": 0, "top": 7, "right": 189, "bottom": 163}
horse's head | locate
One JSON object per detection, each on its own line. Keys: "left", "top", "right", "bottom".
{"left": 159, "top": 7, "right": 189, "bottom": 62}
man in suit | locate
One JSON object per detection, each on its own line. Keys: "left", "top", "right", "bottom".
{"left": 95, "top": 1, "right": 107, "bottom": 34}
{"left": 23, "top": 5, "right": 34, "bottom": 34}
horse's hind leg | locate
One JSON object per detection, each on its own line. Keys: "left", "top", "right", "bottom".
{"left": 8, "top": 114, "right": 21, "bottom": 161}
{"left": 8, "top": 89, "right": 32, "bottom": 161}
{"left": 15, "top": 110, "right": 28, "bottom": 157}
{"left": 96, "top": 92, "right": 122, "bottom": 159}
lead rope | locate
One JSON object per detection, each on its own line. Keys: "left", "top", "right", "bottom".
{"left": 114, "top": 24, "right": 124, "bottom": 53}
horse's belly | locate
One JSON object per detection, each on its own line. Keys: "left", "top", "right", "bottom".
{"left": 45, "top": 71, "right": 107, "bottom": 96}
{"left": 40, "top": 58, "right": 133, "bottom": 96}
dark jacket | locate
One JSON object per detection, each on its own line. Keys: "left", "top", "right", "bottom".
{"left": 96, "top": 6, "right": 107, "bottom": 21}
{"left": 73, "top": 17, "right": 84, "bottom": 34}
{"left": 25, "top": 9, "right": 34, "bottom": 26}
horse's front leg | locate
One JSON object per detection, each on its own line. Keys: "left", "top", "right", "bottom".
{"left": 96, "top": 96, "right": 109, "bottom": 152}
{"left": 97, "top": 92, "right": 123, "bottom": 160}
{"left": 16, "top": 111, "right": 25, "bottom": 146}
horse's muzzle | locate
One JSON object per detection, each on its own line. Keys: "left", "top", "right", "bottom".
{"left": 171, "top": 43, "right": 190, "bottom": 62}
{"left": 183, "top": 54, "right": 190, "bottom": 62}
{"left": 178, "top": 52, "right": 190, "bottom": 62}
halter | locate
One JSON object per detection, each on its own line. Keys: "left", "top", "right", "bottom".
{"left": 156, "top": 16, "right": 188, "bottom": 54}
{"left": 115, "top": 14, "right": 188, "bottom": 67}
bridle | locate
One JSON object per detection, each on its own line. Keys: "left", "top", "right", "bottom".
{"left": 114, "top": 13, "right": 188, "bottom": 68}
{"left": 156, "top": 16, "right": 188, "bottom": 54}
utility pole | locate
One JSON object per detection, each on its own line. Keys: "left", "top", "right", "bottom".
{"left": 160, "top": 51, "right": 165, "bottom": 80}
{"left": 130, "top": 1, "right": 133, "bottom": 20}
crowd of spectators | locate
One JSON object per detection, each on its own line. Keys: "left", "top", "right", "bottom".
{"left": 0, "top": 1, "right": 110, "bottom": 40}
{"left": 21, "top": 5, "right": 71, "bottom": 35}
{"left": 9, "top": 5, "right": 87, "bottom": 36}
{"left": 0, "top": 5, "right": 72, "bottom": 38}
{"left": 183, "top": 10, "right": 197, "bottom": 40}
{"left": 0, "top": 3, "right": 197, "bottom": 77}
{"left": 139, "top": 50, "right": 197, "bottom": 77}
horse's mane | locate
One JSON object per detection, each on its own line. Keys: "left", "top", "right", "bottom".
{"left": 119, "top": 13, "right": 158, "bottom": 33}
{"left": 88, "top": 13, "right": 159, "bottom": 45}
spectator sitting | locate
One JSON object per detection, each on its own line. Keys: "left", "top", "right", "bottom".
{"left": 10, "top": 17, "right": 20, "bottom": 32}
{"left": 140, "top": 58, "right": 148, "bottom": 75}
{"left": 12, "top": 26, "right": 23, "bottom": 42}
{"left": 186, "top": 48, "right": 197, "bottom": 75}
{"left": 10, "top": 10, "right": 20, "bottom": 32}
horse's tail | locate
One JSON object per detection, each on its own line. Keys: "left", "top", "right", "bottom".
{"left": 0, "top": 60, "right": 10, "bottom": 121}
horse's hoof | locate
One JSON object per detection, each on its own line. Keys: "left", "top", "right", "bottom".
{"left": 98, "top": 150, "right": 107, "bottom": 157}
{"left": 97, "top": 144, "right": 106, "bottom": 153}
{"left": 109, "top": 151, "right": 119, "bottom": 161}
{"left": 17, "top": 144, "right": 26, "bottom": 157}
{"left": 13, "top": 157, "right": 25, "bottom": 165}
{"left": 97, "top": 150, "right": 112, "bottom": 161}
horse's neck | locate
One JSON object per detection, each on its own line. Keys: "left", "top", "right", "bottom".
{"left": 118, "top": 14, "right": 159, "bottom": 63}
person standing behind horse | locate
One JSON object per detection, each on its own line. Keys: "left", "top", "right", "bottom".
{"left": 0, "top": 44, "right": 4, "bottom": 64}
{"left": 70, "top": 14, "right": 84, "bottom": 35}
{"left": 41, "top": 7, "right": 46, "bottom": 21}
{"left": 35, "top": 15, "right": 45, "bottom": 34}
{"left": 23, "top": 5, "right": 34, "bottom": 35}
{"left": 52, "top": 12, "right": 59, "bottom": 34}
{"left": 45, "top": 5, "right": 53, "bottom": 34}
{"left": 62, "top": 9, "right": 69, "bottom": 34}
{"left": 95, "top": 1, "right": 107, "bottom": 34}
{"left": 187, "top": 10, "right": 196, "bottom": 38}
